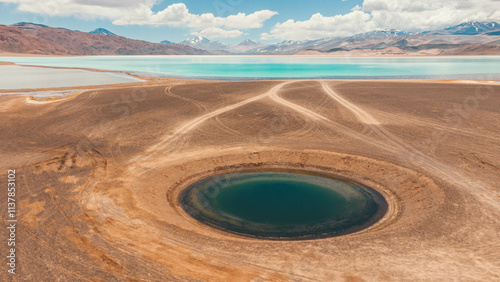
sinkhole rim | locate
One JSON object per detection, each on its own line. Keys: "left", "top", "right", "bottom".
{"left": 178, "top": 169, "right": 390, "bottom": 241}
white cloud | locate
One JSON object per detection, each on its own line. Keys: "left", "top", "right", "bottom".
{"left": 2, "top": 0, "right": 155, "bottom": 20}
{"left": 262, "top": 0, "right": 500, "bottom": 41}
{"left": 351, "top": 5, "right": 362, "bottom": 12}
{"left": 262, "top": 11, "right": 377, "bottom": 40}
{"left": 191, "top": 27, "right": 243, "bottom": 39}
{"left": 1, "top": 1, "right": 277, "bottom": 39}
{"left": 114, "top": 4, "right": 277, "bottom": 29}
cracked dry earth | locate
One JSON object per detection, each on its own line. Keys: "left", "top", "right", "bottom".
{"left": 1, "top": 79, "right": 500, "bottom": 281}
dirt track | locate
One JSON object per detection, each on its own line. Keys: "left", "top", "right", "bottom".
{"left": 1, "top": 79, "right": 499, "bottom": 281}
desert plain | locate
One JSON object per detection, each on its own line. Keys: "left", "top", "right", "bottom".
{"left": 1, "top": 72, "right": 500, "bottom": 281}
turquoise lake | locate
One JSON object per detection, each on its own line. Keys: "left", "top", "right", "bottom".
{"left": 1, "top": 56, "right": 499, "bottom": 80}
{"left": 180, "top": 172, "right": 387, "bottom": 239}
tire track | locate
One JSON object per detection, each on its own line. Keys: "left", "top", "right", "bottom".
{"left": 164, "top": 84, "right": 206, "bottom": 113}
{"left": 266, "top": 82, "right": 400, "bottom": 154}
{"left": 215, "top": 116, "right": 243, "bottom": 136}
{"left": 319, "top": 80, "right": 500, "bottom": 210}
{"left": 383, "top": 112, "right": 500, "bottom": 141}
{"left": 131, "top": 81, "right": 295, "bottom": 165}
{"left": 268, "top": 87, "right": 330, "bottom": 122}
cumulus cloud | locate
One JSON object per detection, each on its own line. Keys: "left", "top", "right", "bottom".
{"left": 261, "top": 0, "right": 500, "bottom": 40}
{"left": 1, "top": 0, "right": 277, "bottom": 38}
{"left": 191, "top": 27, "right": 243, "bottom": 39}
{"left": 262, "top": 11, "right": 377, "bottom": 40}
{"left": 114, "top": 4, "right": 277, "bottom": 29}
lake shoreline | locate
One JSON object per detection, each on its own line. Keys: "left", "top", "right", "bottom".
{"left": 1, "top": 60, "right": 498, "bottom": 95}
{"left": 1, "top": 55, "right": 500, "bottom": 84}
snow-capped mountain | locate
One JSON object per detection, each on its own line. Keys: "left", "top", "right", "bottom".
{"left": 445, "top": 21, "right": 498, "bottom": 35}
{"left": 352, "top": 29, "right": 412, "bottom": 39}
{"left": 207, "top": 41, "right": 232, "bottom": 51}
{"left": 179, "top": 37, "right": 266, "bottom": 53}
{"left": 231, "top": 39, "right": 264, "bottom": 52}
{"left": 427, "top": 21, "right": 500, "bottom": 35}
{"left": 245, "top": 22, "right": 500, "bottom": 55}
{"left": 180, "top": 35, "right": 210, "bottom": 46}
{"left": 179, "top": 36, "right": 231, "bottom": 52}
{"left": 89, "top": 28, "right": 116, "bottom": 36}
{"left": 237, "top": 39, "right": 263, "bottom": 47}
{"left": 243, "top": 39, "right": 326, "bottom": 55}
{"left": 170, "top": 21, "right": 500, "bottom": 55}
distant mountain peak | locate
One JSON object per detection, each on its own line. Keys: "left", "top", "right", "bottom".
{"left": 179, "top": 36, "right": 232, "bottom": 52}
{"left": 194, "top": 36, "right": 210, "bottom": 43}
{"left": 180, "top": 36, "right": 210, "bottom": 45}
{"left": 237, "top": 39, "right": 263, "bottom": 47}
{"left": 160, "top": 40, "right": 174, "bottom": 44}
{"left": 89, "top": 28, "right": 116, "bottom": 36}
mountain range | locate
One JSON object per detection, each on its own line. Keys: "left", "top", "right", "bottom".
{"left": 175, "top": 36, "right": 264, "bottom": 54}
{"left": 1, "top": 21, "right": 499, "bottom": 56}
{"left": 425, "top": 21, "right": 499, "bottom": 35}
{"left": 250, "top": 22, "right": 500, "bottom": 56}
{"left": 0, "top": 23, "right": 207, "bottom": 55}
{"left": 351, "top": 29, "right": 412, "bottom": 39}
{"left": 149, "top": 21, "right": 500, "bottom": 56}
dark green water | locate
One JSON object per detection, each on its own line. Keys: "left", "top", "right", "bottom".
{"left": 180, "top": 172, "right": 387, "bottom": 239}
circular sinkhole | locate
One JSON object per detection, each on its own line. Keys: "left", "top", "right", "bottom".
{"left": 180, "top": 172, "right": 388, "bottom": 240}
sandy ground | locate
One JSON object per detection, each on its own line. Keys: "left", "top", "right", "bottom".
{"left": 1, "top": 78, "right": 500, "bottom": 281}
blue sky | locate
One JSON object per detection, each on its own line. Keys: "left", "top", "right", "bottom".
{"left": 0, "top": 0, "right": 499, "bottom": 44}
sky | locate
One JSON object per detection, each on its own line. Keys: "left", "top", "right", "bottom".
{"left": 0, "top": 0, "right": 499, "bottom": 44}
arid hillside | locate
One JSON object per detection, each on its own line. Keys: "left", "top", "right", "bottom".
{"left": 0, "top": 23, "right": 208, "bottom": 55}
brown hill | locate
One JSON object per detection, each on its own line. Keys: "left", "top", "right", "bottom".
{"left": 439, "top": 41, "right": 500, "bottom": 55}
{"left": 0, "top": 23, "right": 208, "bottom": 55}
